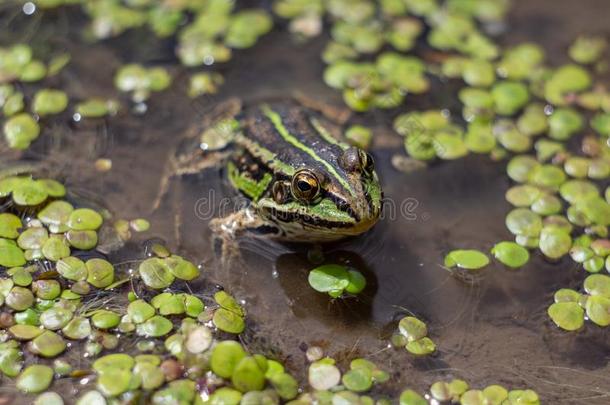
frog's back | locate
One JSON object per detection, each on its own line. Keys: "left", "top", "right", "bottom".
{"left": 236, "top": 101, "right": 350, "bottom": 181}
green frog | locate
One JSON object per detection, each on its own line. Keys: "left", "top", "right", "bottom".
{"left": 157, "top": 97, "right": 382, "bottom": 243}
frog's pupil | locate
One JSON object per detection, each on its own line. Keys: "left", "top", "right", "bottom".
{"left": 298, "top": 180, "right": 312, "bottom": 192}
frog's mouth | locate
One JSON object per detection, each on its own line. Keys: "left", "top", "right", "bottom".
{"left": 255, "top": 197, "right": 380, "bottom": 241}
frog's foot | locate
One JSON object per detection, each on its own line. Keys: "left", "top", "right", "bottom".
{"left": 209, "top": 208, "right": 282, "bottom": 262}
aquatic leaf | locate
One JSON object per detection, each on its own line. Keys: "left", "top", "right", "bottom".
{"left": 33, "top": 391, "right": 64, "bottom": 405}
{"left": 505, "top": 208, "right": 542, "bottom": 237}
{"left": 491, "top": 242, "right": 530, "bottom": 268}
{"left": 91, "top": 310, "right": 121, "bottom": 329}
{"left": 210, "top": 340, "right": 246, "bottom": 378}
{"left": 30, "top": 330, "right": 66, "bottom": 357}
{"left": 127, "top": 299, "right": 155, "bottom": 324}
{"left": 62, "top": 316, "right": 91, "bottom": 340}
{"left": 585, "top": 295, "right": 610, "bottom": 326}
{"left": 308, "top": 264, "right": 350, "bottom": 294}
{"left": 554, "top": 288, "right": 581, "bottom": 303}
{"left": 164, "top": 255, "right": 199, "bottom": 280}
{"left": 33, "top": 89, "right": 68, "bottom": 116}
{"left": 0, "top": 213, "right": 21, "bottom": 239}
{"left": 16, "top": 365, "right": 54, "bottom": 393}
{"left": 491, "top": 81, "right": 529, "bottom": 115}
{"left": 42, "top": 235, "right": 70, "bottom": 262}
{"left": 583, "top": 274, "right": 610, "bottom": 297}
{"left": 232, "top": 356, "right": 266, "bottom": 392}
{"left": 548, "top": 302, "right": 584, "bottom": 331}
{"left": 213, "top": 307, "right": 245, "bottom": 334}
{"left": 57, "top": 256, "right": 87, "bottom": 281}
{"left": 0, "top": 240, "right": 25, "bottom": 267}
{"left": 86, "top": 258, "right": 114, "bottom": 288}
{"left": 398, "top": 316, "right": 428, "bottom": 342}
{"left": 399, "top": 389, "right": 427, "bottom": 405}
{"left": 137, "top": 315, "right": 173, "bottom": 337}
{"left": 68, "top": 208, "right": 103, "bottom": 231}
{"left": 308, "top": 361, "right": 341, "bottom": 391}
{"left": 5, "top": 286, "right": 34, "bottom": 310}
{"left": 444, "top": 249, "right": 489, "bottom": 270}
{"left": 569, "top": 35, "right": 607, "bottom": 64}
{"left": 405, "top": 337, "right": 436, "bottom": 355}
{"left": 548, "top": 108, "right": 583, "bottom": 140}
{"left": 139, "top": 257, "right": 175, "bottom": 289}
{"left": 3, "top": 113, "right": 40, "bottom": 150}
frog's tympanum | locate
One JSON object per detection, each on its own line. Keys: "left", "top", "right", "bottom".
{"left": 159, "top": 98, "right": 382, "bottom": 243}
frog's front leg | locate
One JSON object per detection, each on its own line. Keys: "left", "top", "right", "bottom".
{"left": 209, "top": 207, "right": 281, "bottom": 239}
{"left": 209, "top": 207, "right": 282, "bottom": 261}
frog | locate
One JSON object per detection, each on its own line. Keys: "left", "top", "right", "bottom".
{"left": 155, "top": 96, "right": 383, "bottom": 243}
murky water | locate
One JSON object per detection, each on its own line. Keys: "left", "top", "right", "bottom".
{"left": 1, "top": 1, "right": 610, "bottom": 404}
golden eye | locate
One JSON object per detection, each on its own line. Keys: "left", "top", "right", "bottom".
{"left": 291, "top": 169, "right": 321, "bottom": 203}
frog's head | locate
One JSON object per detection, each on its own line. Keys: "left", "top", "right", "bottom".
{"left": 256, "top": 146, "right": 382, "bottom": 242}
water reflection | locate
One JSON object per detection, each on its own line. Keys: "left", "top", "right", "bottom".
{"left": 274, "top": 249, "right": 378, "bottom": 326}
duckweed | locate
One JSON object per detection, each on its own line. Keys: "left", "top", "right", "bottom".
{"left": 138, "top": 258, "right": 175, "bottom": 289}
{"left": 308, "top": 361, "right": 341, "bottom": 391}
{"left": 85, "top": 259, "right": 114, "bottom": 288}
{"left": 114, "top": 64, "right": 172, "bottom": 102}
{"left": 308, "top": 264, "right": 366, "bottom": 297}
{"left": 3, "top": 91, "right": 25, "bottom": 117}
{"left": 68, "top": 208, "right": 103, "bottom": 231}
{"left": 137, "top": 315, "right": 173, "bottom": 337}
{"left": 491, "top": 241, "right": 530, "bottom": 268}
{"left": 398, "top": 316, "right": 427, "bottom": 342}
{"left": 584, "top": 274, "right": 610, "bottom": 297}
{"left": 444, "top": 249, "right": 490, "bottom": 270}
{"left": 3, "top": 113, "right": 40, "bottom": 150}
{"left": 30, "top": 330, "right": 66, "bottom": 357}
{"left": 16, "top": 365, "right": 54, "bottom": 393}
{"left": 591, "top": 112, "right": 610, "bottom": 136}
{"left": 548, "top": 302, "right": 584, "bottom": 331}
{"left": 405, "top": 337, "right": 436, "bottom": 355}
{"left": 491, "top": 81, "right": 529, "bottom": 115}
{"left": 544, "top": 64, "right": 592, "bottom": 105}
{"left": 585, "top": 295, "right": 610, "bottom": 326}
{"left": 399, "top": 390, "right": 427, "bottom": 405}
{"left": 548, "top": 108, "right": 583, "bottom": 140}
{"left": 569, "top": 35, "right": 607, "bottom": 65}
{"left": 213, "top": 290, "right": 245, "bottom": 334}
{"left": 32, "top": 89, "right": 68, "bottom": 116}
{"left": 75, "top": 98, "right": 119, "bottom": 118}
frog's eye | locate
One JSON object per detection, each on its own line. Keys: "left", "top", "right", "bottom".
{"left": 291, "top": 169, "right": 321, "bottom": 203}
{"left": 272, "top": 180, "right": 291, "bottom": 204}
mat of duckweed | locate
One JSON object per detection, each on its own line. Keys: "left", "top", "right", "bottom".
{"left": 1, "top": 0, "right": 610, "bottom": 404}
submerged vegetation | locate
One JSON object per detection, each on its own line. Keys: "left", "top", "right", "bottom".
{"left": 0, "top": 0, "right": 608, "bottom": 403}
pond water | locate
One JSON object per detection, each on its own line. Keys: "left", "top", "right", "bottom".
{"left": 1, "top": 0, "right": 610, "bottom": 404}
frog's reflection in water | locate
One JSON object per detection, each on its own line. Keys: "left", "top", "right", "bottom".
{"left": 273, "top": 249, "right": 378, "bottom": 327}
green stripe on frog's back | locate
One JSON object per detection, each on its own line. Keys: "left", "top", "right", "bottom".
{"left": 309, "top": 117, "right": 349, "bottom": 150}
{"left": 234, "top": 132, "right": 295, "bottom": 176}
{"left": 260, "top": 105, "right": 355, "bottom": 197}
